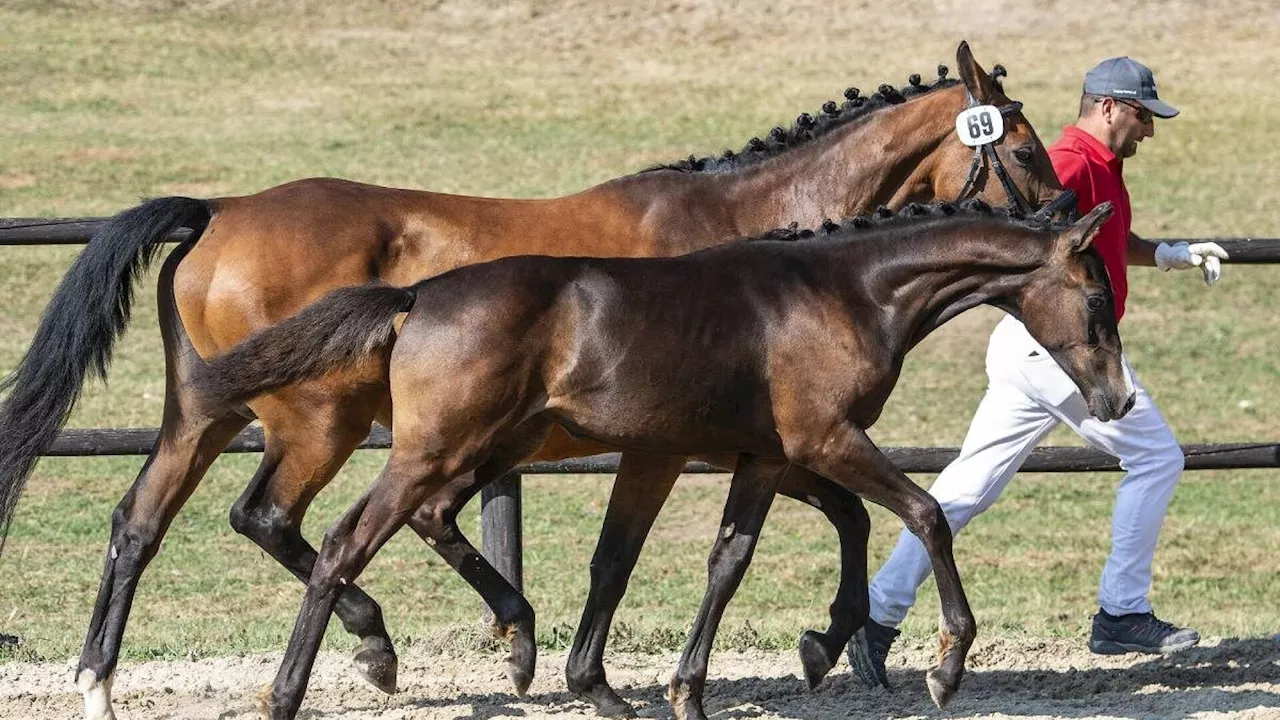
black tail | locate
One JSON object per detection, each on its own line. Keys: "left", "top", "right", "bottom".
{"left": 0, "top": 197, "right": 211, "bottom": 552}
{"left": 193, "top": 283, "right": 418, "bottom": 409}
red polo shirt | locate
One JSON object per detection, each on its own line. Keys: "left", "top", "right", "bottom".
{"left": 1048, "top": 126, "right": 1132, "bottom": 322}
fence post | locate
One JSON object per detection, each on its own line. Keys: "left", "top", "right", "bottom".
{"left": 480, "top": 472, "right": 523, "bottom": 594}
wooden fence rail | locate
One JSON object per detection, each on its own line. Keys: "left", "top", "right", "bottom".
{"left": 7, "top": 217, "right": 1280, "bottom": 589}
{"left": 46, "top": 426, "right": 1280, "bottom": 472}
{"left": 3, "top": 217, "right": 1280, "bottom": 262}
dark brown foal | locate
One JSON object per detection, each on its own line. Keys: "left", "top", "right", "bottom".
{"left": 0, "top": 43, "right": 1064, "bottom": 719}
{"left": 194, "top": 200, "right": 1133, "bottom": 719}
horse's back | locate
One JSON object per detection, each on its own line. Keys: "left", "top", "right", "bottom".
{"left": 394, "top": 251, "right": 780, "bottom": 453}
{"left": 170, "top": 174, "right": 703, "bottom": 361}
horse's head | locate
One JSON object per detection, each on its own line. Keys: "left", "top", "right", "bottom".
{"left": 931, "top": 41, "right": 1064, "bottom": 213}
{"left": 1016, "top": 203, "right": 1135, "bottom": 422}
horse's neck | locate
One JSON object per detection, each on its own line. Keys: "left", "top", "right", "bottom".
{"left": 847, "top": 226, "right": 1045, "bottom": 350}
{"left": 716, "top": 89, "right": 959, "bottom": 234}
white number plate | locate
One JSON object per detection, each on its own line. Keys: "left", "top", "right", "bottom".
{"left": 955, "top": 105, "right": 1004, "bottom": 147}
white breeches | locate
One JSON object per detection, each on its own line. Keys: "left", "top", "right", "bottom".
{"left": 868, "top": 315, "right": 1184, "bottom": 625}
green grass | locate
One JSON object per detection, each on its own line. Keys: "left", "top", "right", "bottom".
{"left": 1, "top": 1, "right": 1278, "bottom": 664}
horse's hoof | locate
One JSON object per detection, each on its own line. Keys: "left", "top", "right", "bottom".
{"left": 506, "top": 656, "right": 534, "bottom": 698}
{"left": 798, "top": 629, "right": 835, "bottom": 690}
{"left": 353, "top": 646, "right": 399, "bottom": 695}
{"left": 574, "top": 683, "right": 636, "bottom": 718}
{"left": 668, "top": 681, "right": 708, "bottom": 720}
{"left": 926, "top": 668, "right": 956, "bottom": 709}
{"left": 505, "top": 630, "right": 536, "bottom": 697}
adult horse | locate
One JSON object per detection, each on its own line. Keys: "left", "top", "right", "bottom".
{"left": 192, "top": 200, "right": 1132, "bottom": 720}
{"left": 0, "top": 43, "right": 1060, "bottom": 720}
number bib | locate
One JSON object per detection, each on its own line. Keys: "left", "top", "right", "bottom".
{"left": 955, "top": 105, "right": 1004, "bottom": 147}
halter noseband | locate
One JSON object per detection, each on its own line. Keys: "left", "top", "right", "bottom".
{"left": 954, "top": 91, "right": 1034, "bottom": 214}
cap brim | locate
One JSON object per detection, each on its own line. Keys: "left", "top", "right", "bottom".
{"left": 1138, "top": 97, "right": 1179, "bottom": 118}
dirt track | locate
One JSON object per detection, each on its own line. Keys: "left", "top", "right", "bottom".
{"left": 3, "top": 636, "right": 1278, "bottom": 719}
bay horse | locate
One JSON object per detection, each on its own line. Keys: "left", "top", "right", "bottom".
{"left": 193, "top": 199, "right": 1132, "bottom": 720}
{"left": 0, "top": 43, "right": 1062, "bottom": 720}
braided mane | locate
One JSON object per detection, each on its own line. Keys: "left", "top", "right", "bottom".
{"left": 645, "top": 63, "right": 1011, "bottom": 174}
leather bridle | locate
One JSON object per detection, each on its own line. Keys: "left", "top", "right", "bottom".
{"left": 953, "top": 91, "right": 1035, "bottom": 214}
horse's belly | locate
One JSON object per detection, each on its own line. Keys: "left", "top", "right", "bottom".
{"left": 546, "top": 388, "right": 773, "bottom": 456}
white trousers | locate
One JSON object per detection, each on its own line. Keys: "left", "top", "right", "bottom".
{"left": 868, "top": 315, "right": 1184, "bottom": 625}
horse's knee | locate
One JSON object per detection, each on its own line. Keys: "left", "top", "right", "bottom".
{"left": 903, "top": 497, "right": 951, "bottom": 547}
{"left": 707, "top": 532, "right": 757, "bottom": 580}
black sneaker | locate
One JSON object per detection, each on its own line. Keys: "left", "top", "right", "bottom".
{"left": 1088, "top": 609, "right": 1200, "bottom": 655}
{"left": 847, "top": 619, "right": 899, "bottom": 688}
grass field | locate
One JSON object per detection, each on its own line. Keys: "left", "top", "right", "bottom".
{"left": 0, "top": 0, "right": 1278, "bottom": 666}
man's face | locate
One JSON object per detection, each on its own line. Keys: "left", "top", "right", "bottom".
{"left": 1107, "top": 97, "right": 1155, "bottom": 159}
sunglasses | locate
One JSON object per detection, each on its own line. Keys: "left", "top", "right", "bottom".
{"left": 1113, "top": 98, "right": 1153, "bottom": 124}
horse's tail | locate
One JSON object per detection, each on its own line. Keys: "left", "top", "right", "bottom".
{"left": 0, "top": 197, "right": 211, "bottom": 552}
{"left": 193, "top": 283, "right": 418, "bottom": 409}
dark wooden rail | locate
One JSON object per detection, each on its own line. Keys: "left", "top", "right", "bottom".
{"left": 46, "top": 426, "right": 1280, "bottom": 472}
{"left": 3, "top": 217, "right": 1280, "bottom": 262}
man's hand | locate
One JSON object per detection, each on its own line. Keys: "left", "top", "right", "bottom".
{"left": 1154, "top": 241, "right": 1229, "bottom": 285}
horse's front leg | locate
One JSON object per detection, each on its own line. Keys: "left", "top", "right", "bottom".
{"left": 668, "top": 454, "right": 786, "bottom": 720}
{"left": 789, "top": 423, "right": 974, "bottom": 710}
{"left": 775, "top": 468, "right": 871, "bottom": 689}
{"left": 565, "top": 452, "right": 686, "bottom": 717}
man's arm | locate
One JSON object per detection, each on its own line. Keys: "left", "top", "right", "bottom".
{"left": 1127, "top": 231, "right": 1158, "bottom": 266}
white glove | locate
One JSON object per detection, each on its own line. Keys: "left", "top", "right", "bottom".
{"left": 1154, "top": 241, "right": 1229, "bottom": 286}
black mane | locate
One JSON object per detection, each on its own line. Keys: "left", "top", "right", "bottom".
{"left": 747, "top": 196, "right": 1060, "bottom": 245}
{"left": 646, "top": 65, "right": 970, "bottom": 175}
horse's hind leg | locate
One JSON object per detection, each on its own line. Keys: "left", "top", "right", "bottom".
{"left": 565, "top": 452, "right": 686, "bottom": 718}
{"left": 777, "top": 469, "right": 871, "bottom": 689}
{"left": 229, "top": 391, "right": 400, "bottom": 693}
{"left": 267, "top": 442, "right": 484, "bottom": 719}
{"left": 669, "top": 455, "right": 786, "bottom": 720}
{"left": 404, "top": 418, "right": 552, "bottom": 697}
{"left": 77, "top": 409, "right": 248, "bottom": 720}
{"left": 78, "top": 247, "right": 251, "bottom": 720}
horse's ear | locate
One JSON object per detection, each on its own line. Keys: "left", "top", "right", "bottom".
{"left": 1058, "top": 202, "right": 1114, "bottom": 254}
{"left": 956, "top": 41, "right": 997, "bottom": 103}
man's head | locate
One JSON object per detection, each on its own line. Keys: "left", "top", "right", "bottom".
{"left": 1076, "top": 57, "right": 1177, "bottom": 159}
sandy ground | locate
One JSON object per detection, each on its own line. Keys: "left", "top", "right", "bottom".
{"left": 2, "top": 635, "right": 1278, "bottom": 719}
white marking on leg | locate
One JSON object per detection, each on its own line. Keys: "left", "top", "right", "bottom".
{"left": 77, "top": 668, "right": 117, "bottom": 720}
{"left": 805, "top": 494, "right": 823, "bottom": 509}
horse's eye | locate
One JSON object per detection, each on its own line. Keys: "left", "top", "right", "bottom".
{"left": 1012, "top": 147, "right": 1035, "bottom": 166}
{"left": 1087, "top": 295, "right": 1107, "bottom": 311}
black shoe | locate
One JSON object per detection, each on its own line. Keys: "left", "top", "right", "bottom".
{"left": 1088, "top": 609, "right": 1200, "bottom": 655}
{"left": 847, "top": 619, "right": 899, "bottom": 688}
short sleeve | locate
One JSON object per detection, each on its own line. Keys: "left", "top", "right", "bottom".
{"left": 1049, "top": 148, "right": 1099, "bottom": 213}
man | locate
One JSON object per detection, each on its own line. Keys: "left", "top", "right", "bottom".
{"left": 849, "top": 57, "right": 1229, "bottom": 688}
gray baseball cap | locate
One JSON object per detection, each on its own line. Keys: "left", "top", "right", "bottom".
{"left": 1083, "top": 57, "right": 1179, "bottom": 119}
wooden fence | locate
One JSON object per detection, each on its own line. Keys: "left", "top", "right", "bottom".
{"left": 4, "top": 217, "right": 1280, "bottom": 589}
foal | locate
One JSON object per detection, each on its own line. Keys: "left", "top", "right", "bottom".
{"left": 196, "top": 200, "right": 1133, "bottom": 719}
